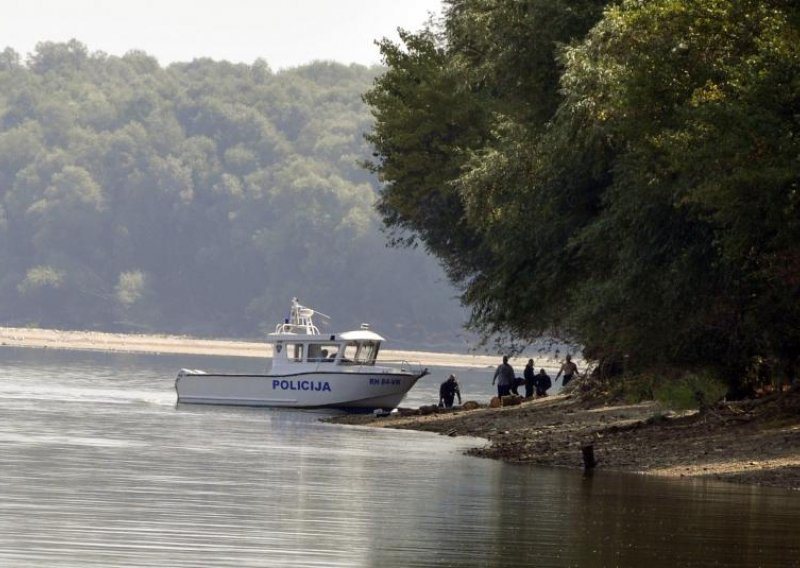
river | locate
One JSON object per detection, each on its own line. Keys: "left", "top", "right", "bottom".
{"left": 0, "top": 348, "right": 798, "bottom": 567}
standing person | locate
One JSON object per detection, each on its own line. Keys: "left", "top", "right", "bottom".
{"left": 534, "top": 368, "right": 552, "bottom": 396}
{"left": 439, "top": 374, "right": 462, "bottom": 408}
{"left": 523, "top": 359, "right": 535, "bottom": 398}
{"left": 555, "top": 354, "right": 579, "bottom": 387}
{"left": 492, "top": 355, "right": 515, "bottom": 398}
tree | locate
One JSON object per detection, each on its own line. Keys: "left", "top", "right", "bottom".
{"left": 366, "top": 0, "right": 800, "bottom": 382}
{"left": 365, "top": 0, "right": 606, "bottom": 345}
{"left": 556, "top": 0, "right": 800, "bottom": 379}
{"left": 364, "top": 27, "right": 491, "bottom": 281}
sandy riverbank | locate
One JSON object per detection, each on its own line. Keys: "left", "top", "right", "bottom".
{"left": 0, "top": 326, "right": 500, "bottom": 368}
{"left": 328, "top": 389, "right": 800, "bottom": 491}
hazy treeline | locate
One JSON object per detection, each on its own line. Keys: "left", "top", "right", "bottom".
{"left": 366, "top": 0, "right": 800, "bottom": 388}
{"left": 0, "top": 40, "right": 467, "bottom": 347}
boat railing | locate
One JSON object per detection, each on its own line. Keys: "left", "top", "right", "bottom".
{"left": 274, "top": 298, "right": 324, "bottom": 335}
{"left": 374, "top": 359, "right": 428, "bottom": 375}
{"left": 274, "top": 321, "right": 320, "bottom": 335}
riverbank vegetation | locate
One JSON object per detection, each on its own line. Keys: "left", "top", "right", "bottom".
{"left": 0, "top": 43, "right": 466, "bottom": 347}
{"left": 365, "top": 0, "right": 800, "bottom": 395}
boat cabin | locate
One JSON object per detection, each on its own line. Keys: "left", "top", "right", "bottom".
{"left": 271, "top": 330, "right": 385, "bottom": 368}
{"left": 268, "top": 298, "right": 386, "bottom": 369}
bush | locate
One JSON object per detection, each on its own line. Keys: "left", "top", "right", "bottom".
{"left": 610, "top": 374, "right": 656, "bottom": 404}
{"left": 654, "top": 372, "right": 727, "bottom": 411}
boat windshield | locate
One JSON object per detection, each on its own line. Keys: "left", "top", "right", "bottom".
{"left": 275, "top": 342, "right": 341, "bottom": 363}
{"left": 342, "top": 341, "right": 380, "bottom": 365}
{"left": 306, "top": 343, "right": 340, "bottom": 363}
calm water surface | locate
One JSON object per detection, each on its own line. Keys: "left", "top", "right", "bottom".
{"left": 0, "top": 348, "right": 798, "bottom": 567}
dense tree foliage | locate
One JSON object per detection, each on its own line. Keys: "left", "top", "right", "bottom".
{"left": 0, "top": 41, "right": 467, "bottom": 347}
{"left": 366, "top": 0, "right": 800, "bottom": 386}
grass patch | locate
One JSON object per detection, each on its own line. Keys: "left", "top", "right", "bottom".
{"left": 607, "top": 370, "right": 727, "bottom": 411}
{"left": 654, "top": 372, "right": 727, "bottom": 411}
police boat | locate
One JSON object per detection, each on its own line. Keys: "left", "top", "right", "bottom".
{"left": 175, "top": 298, "right": 429, "bottom": 411}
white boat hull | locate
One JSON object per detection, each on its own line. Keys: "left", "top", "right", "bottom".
{"left": 175, "top": 368, "right": 426, "bottom": 410}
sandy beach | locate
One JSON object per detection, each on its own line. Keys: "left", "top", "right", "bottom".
{"left": 3, "top": 325, "right": 798, "bottom": 490}
{"left": 0, "top": 326, "right": 499, "bottom": 368}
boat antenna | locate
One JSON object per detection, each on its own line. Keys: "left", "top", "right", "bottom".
{"left": 293, "top": 297, "right": 330, "bottom": 320}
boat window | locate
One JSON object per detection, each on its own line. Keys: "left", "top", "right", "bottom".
{"left": 307, "top": 343, "right": 339, "bottom": 362}
{"left": 285, "top": 343, "right": 304, "bottom": 362}
{"left": 342, "top": 341, "right": 379, "bottom": 365}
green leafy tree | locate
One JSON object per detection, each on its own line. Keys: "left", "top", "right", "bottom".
{"left": 364, "top": 27, "right": 491, "bottom": 280}
{"left": 365, "top": 0, "right": 606, "bottom": 346}
{"left": 366, "top": 0, "right": 800, "bottom": 383}
{"left": 555, "top": 0, "right": 800, "bottom": 381}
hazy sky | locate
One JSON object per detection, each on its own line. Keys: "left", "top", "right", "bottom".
{"left": 1, "top": 0, "right": 444, "bottom": 70}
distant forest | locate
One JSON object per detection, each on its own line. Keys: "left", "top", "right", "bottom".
{"left": 0, "top": 40, "right": 468, "bottom": 349}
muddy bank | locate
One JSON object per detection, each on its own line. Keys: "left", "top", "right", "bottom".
{"left": 327, "top": 391, "right": 800, "bottom": 491}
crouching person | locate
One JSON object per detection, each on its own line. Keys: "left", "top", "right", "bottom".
{"left": 534, "top": 368, "right": 552, "bottom": 397}
{"left": 439, "top": 374, "right": 462, "bottom": 408}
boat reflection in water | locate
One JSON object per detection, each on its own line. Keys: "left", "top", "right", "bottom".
{"left": 175, "top": 298, "right": 428, "bottom": 411}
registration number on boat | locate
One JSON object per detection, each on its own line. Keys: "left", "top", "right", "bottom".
{"left": 369, "top": 378, "right": 401, "bottom": 386}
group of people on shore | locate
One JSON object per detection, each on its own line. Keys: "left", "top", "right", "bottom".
{"left": 492, "top": 356, "right": 553, "bottom": 399}
{"left": 492, "top": 355, "right": 578, "bottom": 398}
{"left": 438, "top": 354, "right": 579, "bottom": 408}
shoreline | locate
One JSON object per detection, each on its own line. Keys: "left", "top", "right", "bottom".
{"left": 3, "top": 325, "right": 798, "bottom": 491}
{"left": 327, "top": 391, "right": 800, "bottom": 491}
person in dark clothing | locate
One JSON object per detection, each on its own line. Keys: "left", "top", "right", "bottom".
{"left": 534, "top": 368, "right": 552, "bottom": 397}
{"left": 492, "top": 356, "right": 515, "bottom": 398}
{"left": 523, "top": 359, "right": 535, "bottom": 398}
{"left": 439, "top": 374, "right": 462, "bottom": 408}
